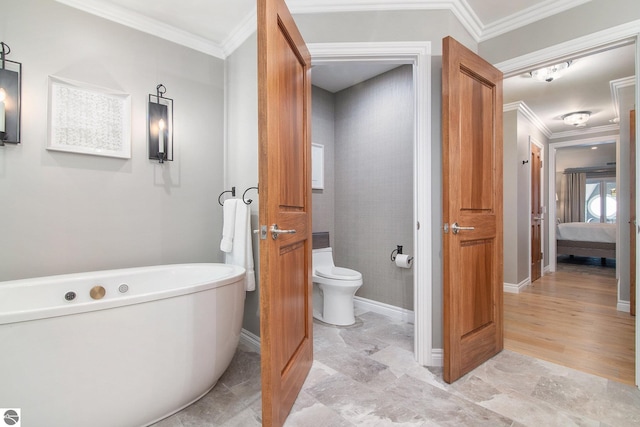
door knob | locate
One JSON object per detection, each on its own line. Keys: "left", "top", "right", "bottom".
{"left": 451, "top": 222, "right": 475, "bottom": 235}
{"left": 270, "top": 224, "right": 296, "bottom": 240}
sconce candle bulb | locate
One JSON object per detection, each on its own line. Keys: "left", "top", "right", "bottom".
{"left": 0, "top": 88, "right": 5, "bottom": 133}
{"left": 158, "top": 119, "right": 165, "bottom": 154}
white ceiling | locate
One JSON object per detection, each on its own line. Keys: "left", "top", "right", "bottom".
{"left": 56, "top": 0, "right": 630, "bottom": 138}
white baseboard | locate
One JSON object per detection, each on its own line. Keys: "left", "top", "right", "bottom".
{"left": 239, "top": 328, "right": 261, "bottom": 353}
{"left": 543, "top": 264, "right": 552, "bottom": 274}
{"left": 431, "top": 348, "right": 443, "bottom": 367}
{"left": 504, "top": 278, "right": 530, "bottom": 294}
{"left": 617, "top": 300, "right": 631, "bottom": 313}
{"left": 353, "top": 296, "right": 415, "bottom": 324}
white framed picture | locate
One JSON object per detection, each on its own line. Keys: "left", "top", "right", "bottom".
{"left": 312, "top": 143, "right": 324, "bottom": 190}
{"left": 47, "top": 76, "right": 131, "bottom": 159}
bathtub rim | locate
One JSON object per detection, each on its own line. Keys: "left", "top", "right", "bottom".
{"left": 0, "top": 263, "right": 246, "bottom": 325}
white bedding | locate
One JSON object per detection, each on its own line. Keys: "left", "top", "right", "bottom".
{"left": 556, "top": 222, "right": 616, "bottom": 243}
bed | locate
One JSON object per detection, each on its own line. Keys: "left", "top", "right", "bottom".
{"left": 556, "top": 222, "right": 616, "bottom": 260}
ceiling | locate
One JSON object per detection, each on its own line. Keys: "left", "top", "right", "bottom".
{"left": 56, "top": 0, "right": 632, "bottom": 138}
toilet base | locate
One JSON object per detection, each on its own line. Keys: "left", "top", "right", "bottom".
{"left": 312, "top": 282, "right": 358, "bottom": 326}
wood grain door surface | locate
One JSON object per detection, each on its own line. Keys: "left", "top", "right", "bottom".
{"left": 531, "top": 143, "right": 543, "bottom": 283}
{"left": 258, "top": 0, "right": 313, "bottom": 425}
{"left": 442, "top": 36, "right": 504, "bottom": 384}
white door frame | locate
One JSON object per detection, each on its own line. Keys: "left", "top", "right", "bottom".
{"left": 494, "top": 20, "right": 640, "bottom": 387}
{"left": 308, "top": 41, "right": 433, "bottom": 366}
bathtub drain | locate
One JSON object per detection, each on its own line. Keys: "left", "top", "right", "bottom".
{"left": 118, "top": 284, "right": 129, "bottom": 293}
{"left": 64, "top": 291, "right": 77, "bottom": 301}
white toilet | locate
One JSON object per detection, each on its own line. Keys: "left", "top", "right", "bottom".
{"left": 312, "top": 247, "right": 363, "bottom": 326}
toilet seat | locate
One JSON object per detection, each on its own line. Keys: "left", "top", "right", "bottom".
{"left": 315, "top": 266, "right": 362, "bottom": 281}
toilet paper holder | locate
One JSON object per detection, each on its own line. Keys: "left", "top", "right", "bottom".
{"left": 390, "top": 245, "right": 403, "bottom": 262}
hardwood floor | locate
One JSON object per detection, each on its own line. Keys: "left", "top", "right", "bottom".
{"left": 504, "top": 258, "right": 636, "bottom": 385}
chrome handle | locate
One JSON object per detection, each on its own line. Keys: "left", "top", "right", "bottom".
{"left": 533, "top": 216, "right": 543, "bottom": 220}
{"left": 270, "top": 224, "right": 296, "bottom": 240}
{"left": 451, "top": 222, "right": 474, "bottom": 235}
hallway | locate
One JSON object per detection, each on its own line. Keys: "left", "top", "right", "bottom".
{"left": 505, "top": 258, "right": 635, "bottom": 385}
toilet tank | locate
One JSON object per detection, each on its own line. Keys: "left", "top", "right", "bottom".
{"left": 312, "top": 247, "right": 335, "bottom": 269}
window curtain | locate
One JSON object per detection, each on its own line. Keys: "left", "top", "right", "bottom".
{"left": 561, "top": 172, "right": 586, "bottom": 223}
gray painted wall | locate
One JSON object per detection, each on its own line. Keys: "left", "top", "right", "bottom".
{"left": 503, "top": 109, "right": 551, "bottom": 286}
{"left": 225, "top": 33, "right": 261, "bottom": 336}
{"left": 617, "top": 84, "right": 635, "bottom": 303}
{"left": 311, "top": 86, "right": 336, "bottom": 240}
{"left": 503, "top": 110, "right": 520, "bottom": 285}
{"left": 1, "top": 0, "right": 225, "bottom": 281}
{"left": 517, "top": 112, "right": 551, "bottom": 282}
{"left": 333, "top": 65, "right": 414, "bottom": 310}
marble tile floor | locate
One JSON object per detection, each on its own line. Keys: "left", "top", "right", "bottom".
{"left": 153, "top": 310, "right": 640, "bottom": 427}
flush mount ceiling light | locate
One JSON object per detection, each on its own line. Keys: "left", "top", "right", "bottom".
{"left": 530, "top": 61, "right": 572, "bottom": 82}
{"left": 562, "top": 111, "right": 591, "bottom": 127}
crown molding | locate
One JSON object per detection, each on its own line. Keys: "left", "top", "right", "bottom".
{"left": 222, "top": 7, "right": 257, "bottom": 57}
{"left": 54, "top": 0, "right": 225, "bottom": 58}
{"left": 478, "top": 0, "right": 591, "bottom": 42}
{"left": 287, "top": 0, "right": 483, "bottom": 41}
{"left": 53, "top": 0, "right": 608, "bottom": 59}
{"left": 550, "top": 124, "right": 620, "bottom": 140}
{"left": 494, "top": 20, "right": 640, "bottom": 77}
{"left": 610, "top": 76, "right": 636, "bottom": 121}
{"left": 504, "top": 101, "right": 552, "bottom": 138}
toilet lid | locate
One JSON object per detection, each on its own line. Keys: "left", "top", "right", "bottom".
{"left": 315, "top": 266, "right": 362, "bottom": 281}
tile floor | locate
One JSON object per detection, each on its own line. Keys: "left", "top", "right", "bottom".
{"left": 153, "top": 310, "right": 640, "bottom": 426}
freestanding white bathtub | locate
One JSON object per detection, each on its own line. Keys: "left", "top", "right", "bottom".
{"left": 0, "top": 263, "right": 246, "bottom": 427}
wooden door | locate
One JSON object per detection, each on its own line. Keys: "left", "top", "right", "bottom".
{"left": 258, "top": 0, "right": 313, "bottom": 425}
{"left": 442, "top": 36, "right": 504, "bottom": 384}
{"left": 531, "top": 143, "right": 543, "bottom": 282}
{"left": 631, "top": 109, "right": 636, "bottom": 317}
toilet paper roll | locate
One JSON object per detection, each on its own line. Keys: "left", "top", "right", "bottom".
{"left": 395, "top": 254, "right": 413, "bottom": 268}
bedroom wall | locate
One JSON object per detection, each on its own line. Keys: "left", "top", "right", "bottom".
{"left": 1, "top": 0, "right": 225, "bottom": 281}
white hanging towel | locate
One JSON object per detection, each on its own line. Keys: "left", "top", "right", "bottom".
{"left": 220, "top": 199, "right": 237, "bottom": 253}
{"left": 225, "top": 202, "right": 256, "bottom": 291}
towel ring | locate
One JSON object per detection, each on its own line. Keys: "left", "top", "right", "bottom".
{"left": 218, "top": 187, "right": 236, "bottom": 206}
{"left": 242, "top": 186, "right": 259, "bottom": 205}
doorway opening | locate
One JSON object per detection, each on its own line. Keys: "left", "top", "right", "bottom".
{"left": 499, "top": 34, "right": 637, "bottom": 384}
{"left": 308, "top": 42, "right": 434, "bottom": 366}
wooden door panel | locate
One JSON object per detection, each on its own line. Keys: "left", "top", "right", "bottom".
{"left": 278, "top": 242, "right": 308, "bottom": 371}
{"left": 460, "top": 73, "right": 495, "bottom": 212}
{"left": 443, "top": 36, "right": 503, "bottom": 384}
{"left": 460, "top": 238, "right": 494, "bottom": 335}
{"left": 259, "top": 0, "right": 312, "bottom": 425}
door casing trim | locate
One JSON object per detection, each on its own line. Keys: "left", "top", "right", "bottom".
{"left": 308, "top": 41, "right": 433, "bottom": 366}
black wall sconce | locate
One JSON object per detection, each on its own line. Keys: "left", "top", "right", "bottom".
{"left": 0, "top": 42, "right": 22, "bottom": 145}
{"left": 148, "top": 84, "right": 173, "bottom": 163}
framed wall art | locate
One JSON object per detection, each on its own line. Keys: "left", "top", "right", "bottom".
{"left": 47, "top": 76, "right": 131, "bottom": 158}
